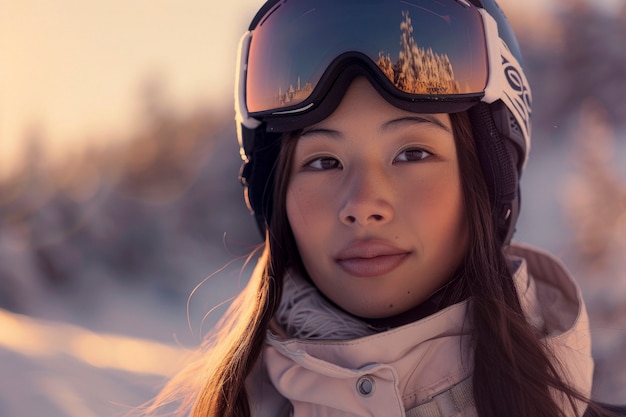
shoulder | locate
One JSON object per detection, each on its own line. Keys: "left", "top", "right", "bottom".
{"left": 506, "top": 242, "right": 584, "bottom": 326}
{"left": 506, "top": 242, "right": 577, "bottom": 293}
{"left": 507, "top": 242, "right": 596, "bottom": 405}
{"left": 505, "top": 242, "right": 584, "bottom": 335}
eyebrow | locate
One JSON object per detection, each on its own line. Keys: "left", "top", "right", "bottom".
{"left": 300, "top": 114, "right": 451, "bottom": 139}
{"left": 299, "top": 127, "right": 343, "bottom": 139}
{"left": 381, "top": 115, "right": 451, "bottom": 133}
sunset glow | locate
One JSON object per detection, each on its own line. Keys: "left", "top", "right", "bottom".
{"left": 0, "top": 0, "right": 621, "bottom": 175}
{"left": 0, "top": 308, "right": 186, "bottom": 376}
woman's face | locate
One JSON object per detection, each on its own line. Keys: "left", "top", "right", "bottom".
{"left": 286, "top": 77, "right": 468, "bottom": 319}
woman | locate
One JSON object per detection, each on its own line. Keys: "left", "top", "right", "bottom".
{"left": 146, "top": 1, "right": 625, "bottom": 416}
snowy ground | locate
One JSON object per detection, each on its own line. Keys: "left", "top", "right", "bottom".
{"left": 0, "top": 307, "right": 175, "bottom": 417}
{"left": 0, "top": 261, "right": 251, "bottom": 417}
{"left": 1, "top": 125, "right": 625, "bottom": 417}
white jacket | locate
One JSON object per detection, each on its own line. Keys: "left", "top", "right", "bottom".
{"left": 246, "top": 243, "right": 594, "bottom": 417}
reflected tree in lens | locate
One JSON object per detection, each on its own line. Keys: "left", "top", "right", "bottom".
{"left": 377, "top": 11, "right": 460, "bottom": 95}
{"left": 276, "top": 76, "right": 314, "bottom": 108}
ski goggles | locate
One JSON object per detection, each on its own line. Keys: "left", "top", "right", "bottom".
{"left": 236, "top": 0, "right": 504, "bottom": 131}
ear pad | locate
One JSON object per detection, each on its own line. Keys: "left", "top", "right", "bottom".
{"left": 467, "top": 102, "right": 521, "bottom": 244}
{"left": 239, "top": 126, "right": 282, "bottom": 235}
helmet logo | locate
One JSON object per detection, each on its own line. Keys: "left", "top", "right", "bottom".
{"left": 500, "top": 41, "right": 532, "bottom": 142}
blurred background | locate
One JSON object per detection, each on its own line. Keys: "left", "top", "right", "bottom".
{"left": 1, "top": 0, "right": 625, "bottom": 415}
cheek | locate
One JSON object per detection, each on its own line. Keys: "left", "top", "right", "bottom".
{"left": 286, "top": 185, "right": 308, "bottom": 232}
{"left": 432, "top": 171, "right": 468, "bottom": 256}
{"left": 404, "top": 168, "right": 460, "bottom": 209}
{"left": 286, "top": 183, "right": 329, "bottom": 238}
{"left": 286, "top": 184, "right": 335, "bottom": 278}
{"left": 403, "top": 168, "right": 467, "bottom": 244}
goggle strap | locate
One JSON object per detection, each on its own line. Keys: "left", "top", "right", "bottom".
{"left": 480, "top": 8, "right": 531, "bottom": 165}
{"left": 498, "top": 40, "right": 532, "bottom": 163}
{"left": 481, "top": 8, "right": 504, "bottom": 105}
{"left": 235, "top": 31, "right": 261, "bottom": 130}
{"left": 235, "top": 31, "right": 261, "bottom": 161}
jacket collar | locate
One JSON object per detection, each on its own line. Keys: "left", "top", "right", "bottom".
{"left": 249, "top": 243, "right": 593, "bottom": 416}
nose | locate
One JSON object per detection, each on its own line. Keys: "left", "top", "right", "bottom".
{"left": 339, "top": 168, "right": 394, "bottom": 227}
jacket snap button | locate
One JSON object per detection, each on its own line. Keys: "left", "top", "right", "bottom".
{"left": 356, "top": 375, "right": 375, "bottom": 397}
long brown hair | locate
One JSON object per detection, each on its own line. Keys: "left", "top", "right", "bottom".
{"left": 143, "top": 114, "right": 599, "bottom": 417}
{"left": 449, "top": 112, "right": 590, "bottom": 417}
{"left": 140, "top": 132, "right": 299, "bottom": 417}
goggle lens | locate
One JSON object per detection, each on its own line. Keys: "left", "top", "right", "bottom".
{"left": 245, "top": 0, "right": 489, "bottom": 115}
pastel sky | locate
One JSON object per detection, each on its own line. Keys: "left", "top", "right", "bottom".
{"left": 0, "top": 0, "right": 261, "bottom": 174}
{"left": 0, "top": 0, "right": 620, "bottom": 174}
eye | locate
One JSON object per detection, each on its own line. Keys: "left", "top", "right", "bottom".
{"left": 304, "top": 156, "right": 342, "bottom": 171}
{"left": 394, "top": 148, "right": 433, "bottom": 163}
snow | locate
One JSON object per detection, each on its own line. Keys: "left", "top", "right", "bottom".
{"left": 0, "top": 257, "right": 253, "bottom": 417}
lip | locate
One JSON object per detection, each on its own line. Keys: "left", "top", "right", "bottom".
{"left": 335, "top": 240, "right": 411, "bottom": 278}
